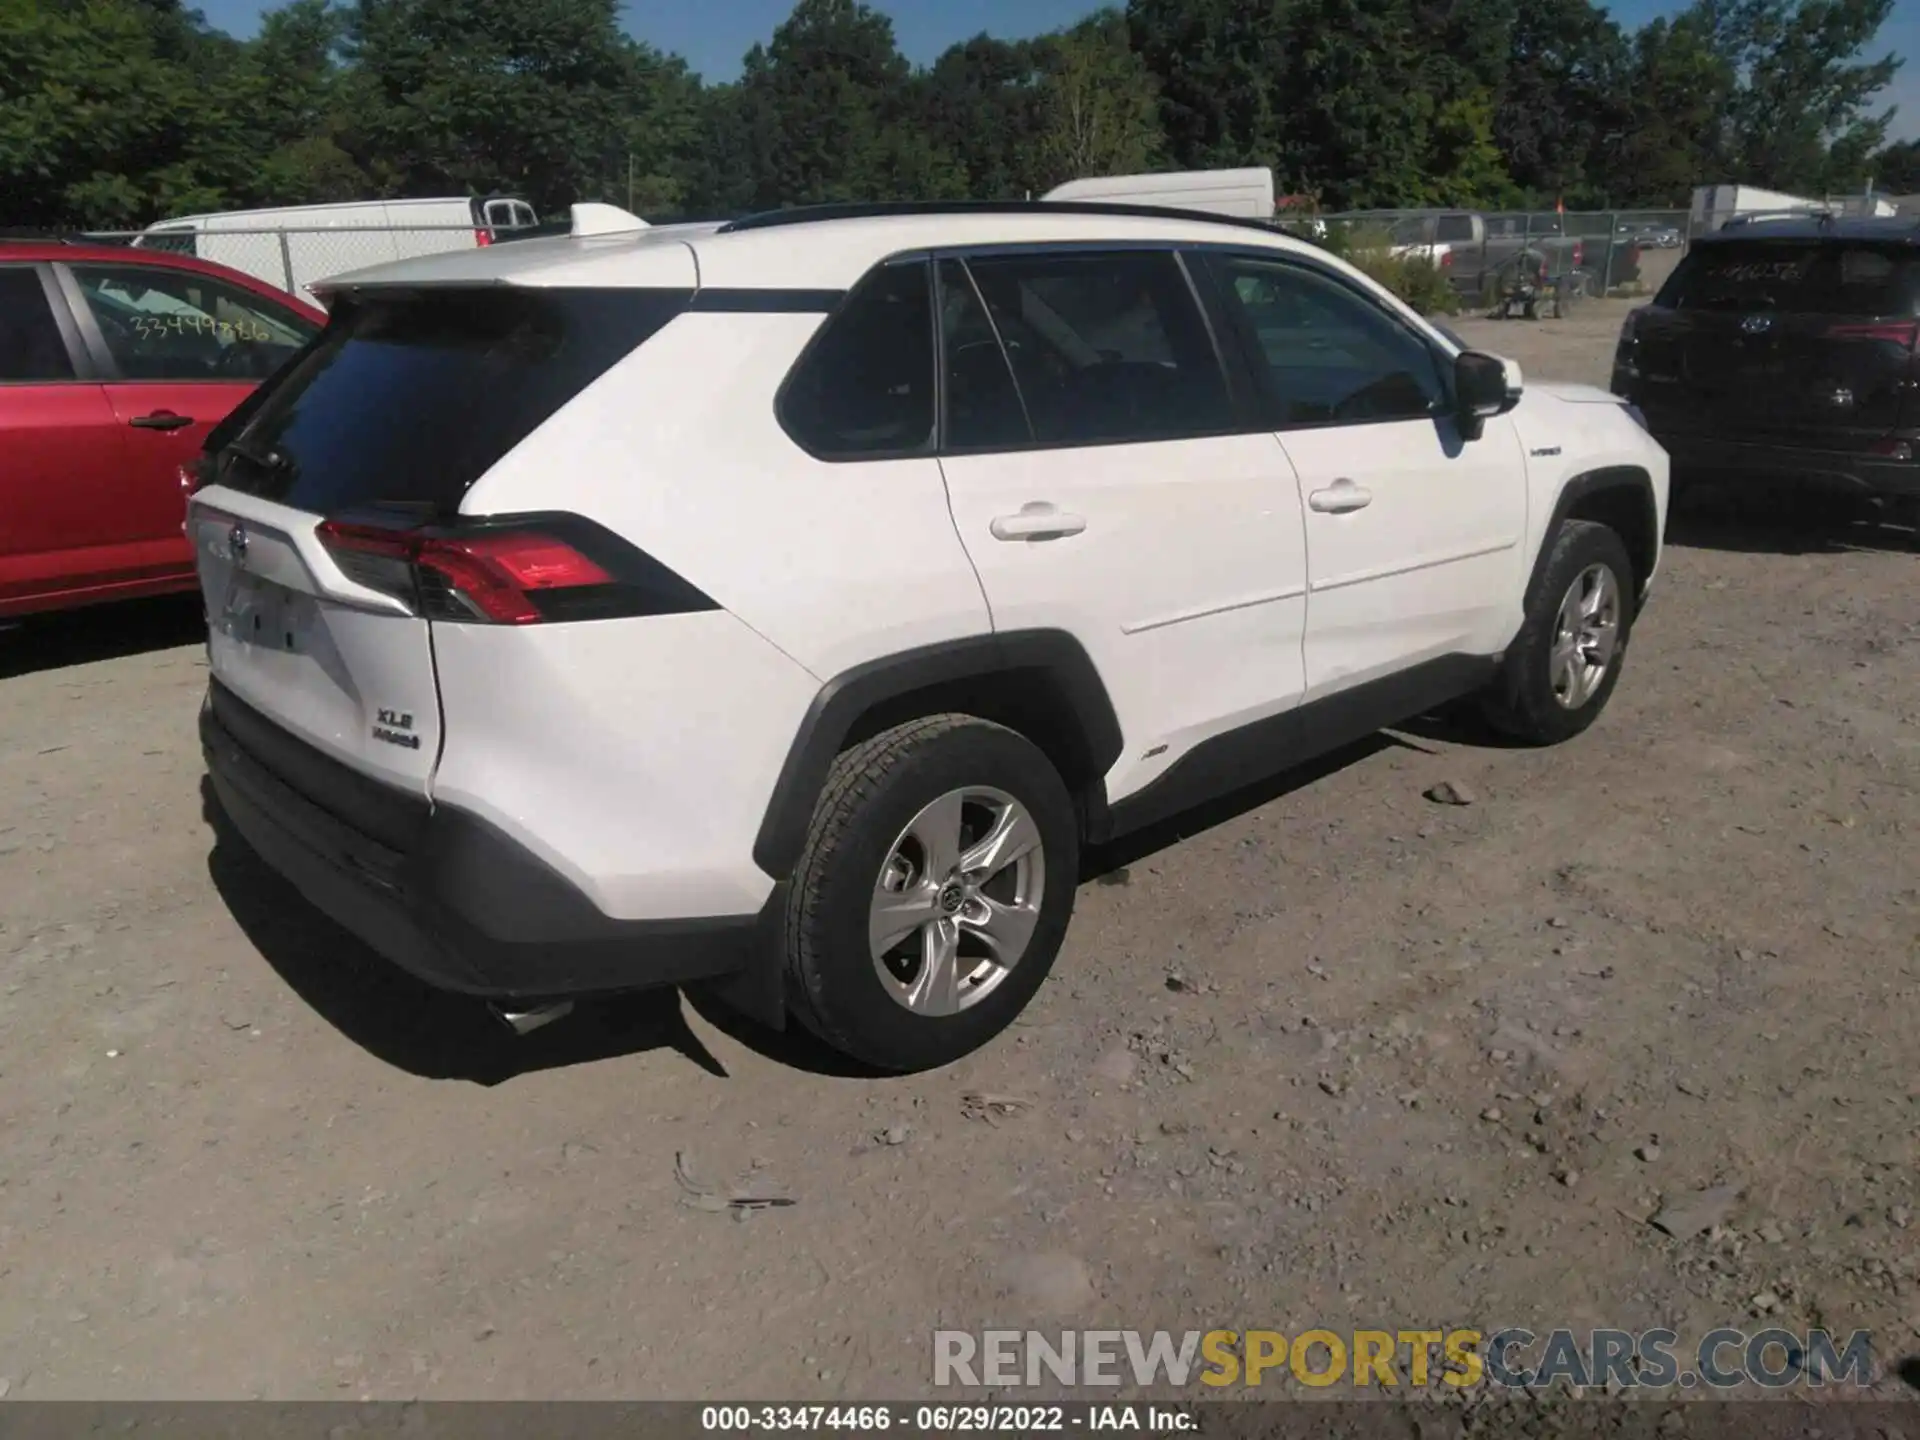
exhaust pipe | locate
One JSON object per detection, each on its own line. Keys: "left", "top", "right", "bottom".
{"left": 491, "top": 1001, "right": 575, "bottom": 1036}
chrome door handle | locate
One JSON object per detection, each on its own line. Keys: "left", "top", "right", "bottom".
{"left": 1308, "top": 479, "right": 1373, "bottom": 514}
{"left": 990, "top": 506, "right": 1087, "bottom": 541}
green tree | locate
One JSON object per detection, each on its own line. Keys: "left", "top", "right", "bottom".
{"left": 0, "top": 0, "right": 243, "bottom": 225}
{"left": 1276, "top": 0, "right": 1439, "bottom": 208}
{"left": 1491, "top": 0, "right": 1631, "bottom": 206}
{"left": 1429, "top": 89, "right": 1522, "bottom": 207}
{"left": 1028, "top": 10, "right": 1164, "bottom": 189}
{"left": 1126, "top": 0, "right": 1290, "bottom": 170}
{"left": 731, "top": 0, "right": 962, "bottom": 209}
{"left": 1593, "top": 13, "right": 1732, "bottom": 205}
{"left": 1695, "top": 0, "right": 1902, "bottom": 194}
{"left": 919, "top": 35, "right": 1048, "bottom": 199}
{"left": 1870, "top": 137, "right": 1920, "bottom": 193}
{"left": 344, "top": 0, "right": 654, "bottom": 210}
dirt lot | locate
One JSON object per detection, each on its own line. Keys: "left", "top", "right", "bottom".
{"left": 2, "top": 299, "right": 1916, "bottom": 1403}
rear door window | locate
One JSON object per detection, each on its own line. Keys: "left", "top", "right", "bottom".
{"left": 212, "top": 286, "right": 690, "bottom": 514}
{"left": 960, "top": 249, "right": 1233, "bottom": 446}
{"left": 0, "top": 267, "right": 77, "bottom": 381}
{"left": 67, "top": 263, "right": 319, "bottom": 381}
{"left": 1661, "top": 241, "right": 1920, "bottom": 316}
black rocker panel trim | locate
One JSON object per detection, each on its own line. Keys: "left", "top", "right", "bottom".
{"left": 751, "top": 630, "right": 1125, "bottom": 880}
{"left": 1097, "top": 653, "right": 1501, "bottom": 842}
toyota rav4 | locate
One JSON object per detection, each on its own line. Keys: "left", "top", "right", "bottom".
{"left": 191, "top": 200, "right": 1669, "bottom": 1073}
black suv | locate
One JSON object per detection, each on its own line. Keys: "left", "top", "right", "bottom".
{"left": 1611, "top": 216, "right": 1920, "bottom": 520}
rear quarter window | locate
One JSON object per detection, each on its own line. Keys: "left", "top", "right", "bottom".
{"left": 1660, "top": 241, "right": 1920, "bottom": 316}
{"left": 211, "top": 286, "right": 690, "bottom": 514}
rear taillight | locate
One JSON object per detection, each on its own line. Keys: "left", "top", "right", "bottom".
{"left": 1572, "top": 241, "right": 1585, "bottom": 268}
{"left": 1439, "top": 250, "right": 1454, "bottom": 269}
{"left": 1823, "top": 320, "right": 1920, "bottom": 349}
{"left": 474, "top": 228, "right": 493, "bottom": 247}
{"left": 315, "top": 516, "right": 715, "bottom": 625}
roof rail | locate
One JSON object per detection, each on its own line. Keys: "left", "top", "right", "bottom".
{"left": 717, "top": 199, "right": 1285, "bottom": 236}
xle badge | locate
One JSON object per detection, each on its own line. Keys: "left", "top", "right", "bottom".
{"left": 372, "top": 707, "right": 421, "bottom": 751}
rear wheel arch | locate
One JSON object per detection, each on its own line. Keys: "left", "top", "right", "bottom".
{"left": 751, "top": 631, "right": 1123, "bottom": 881}
{"left": 1528, "top": 467, "right": 1658, "bottom": 607}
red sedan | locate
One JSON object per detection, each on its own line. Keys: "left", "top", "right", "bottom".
{"left": 1, "top": 239, "right": 326, "bottom": 618}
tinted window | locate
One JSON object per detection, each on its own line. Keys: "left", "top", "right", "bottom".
{"left": 1660, "top": 241, "right": 1920, "bottom": 316}
{"left": 1211, "top": 254, "right": 1447, "bottom": 426}
{"left": 963, "top": 249, "right": 1232, "bottom": 446}
{"left": 214, "top": 287, "right": 687, "bottom": 514}
{"left": 1434, "top": 214, "right": 1477, "bottom": 244}
{"left": 781, "top": 260, "right": 936, "bottom": 459}
{"left": 938, "top": 259, "right": 1030, "bottom": 449}
{"left": 0, "top": 267, "right": 75, "bottom": 381}
{"left": 70, "top": 264, "right": 318, "bottom": 381}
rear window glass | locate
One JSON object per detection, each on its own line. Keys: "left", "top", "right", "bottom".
{"left": 1660, "top": 241, "right": 1920, "bottom": 316}
{"left": 213, "top": 287, "right": 688, "bottom": 514}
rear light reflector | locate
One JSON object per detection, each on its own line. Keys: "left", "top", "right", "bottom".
{"left": 1823, "top": 320, "right": 1920, "bottom": 348}
{"left": 315, "top": 515, "right": 714, "bottom": 625}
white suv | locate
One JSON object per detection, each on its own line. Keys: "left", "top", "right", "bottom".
{"left": 190, "top": 201, "right": 1668, "bottom": 1073}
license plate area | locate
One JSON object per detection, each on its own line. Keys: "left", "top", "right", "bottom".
{"left": 220, "top": 572, "right": 307, "bottom": 654}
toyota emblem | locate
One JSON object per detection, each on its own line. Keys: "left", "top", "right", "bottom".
{"left": 1739, "top": 314, "right": 1773, "bottom": 335}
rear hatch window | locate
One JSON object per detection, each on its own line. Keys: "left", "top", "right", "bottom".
{"left": 1660, "top": 241, "right": 1920, "bottom": 316}
{"left": 209, "top": 287, "right": 689, "bottom": 515}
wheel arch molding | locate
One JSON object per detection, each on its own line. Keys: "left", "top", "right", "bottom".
{"left": 1527, "top": 466, "right": 1659, "bottom": 611}
{"left": 750, "top": 630, "right": 1124, "bottom": 881}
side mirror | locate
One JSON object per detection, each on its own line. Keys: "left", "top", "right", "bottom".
{"left": 1455, "top": 350, "right": 1519, "bottom": 438}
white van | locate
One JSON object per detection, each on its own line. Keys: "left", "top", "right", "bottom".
{"left": 134, "top": 195, "right": 538, "bottom": 303}
{"left": 1042, "top": 167, "right": 1276, "bottom": 220}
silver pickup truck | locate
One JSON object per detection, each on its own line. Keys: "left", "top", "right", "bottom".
{"left": 1379, "top": 210, "right": 1641, "bottom": 303}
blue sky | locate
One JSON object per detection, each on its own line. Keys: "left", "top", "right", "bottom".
{"left": 197, "top": 0, "right": 1919, "bottom": 144}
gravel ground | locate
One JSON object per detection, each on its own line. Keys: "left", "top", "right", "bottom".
{"left": 1, "top": 298, "right": 1916, "bottom": 1402}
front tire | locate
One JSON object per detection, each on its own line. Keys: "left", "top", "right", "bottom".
{"left": 783, "top": 715, "right": 1079, "bottom": 1072}
{"left": 1482, "top": 519, "right": 1636, "bottom": 745}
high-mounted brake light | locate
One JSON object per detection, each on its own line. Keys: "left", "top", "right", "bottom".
{"left": 315, "top": 516, "right": 706, "bottom": 626}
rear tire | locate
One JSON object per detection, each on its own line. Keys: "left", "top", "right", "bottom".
{"left": 1481, "top": 520, "right": 1636, "bottom": 746}
{"left": 783, "top": 715, "right": 1079, "bottom": 1073}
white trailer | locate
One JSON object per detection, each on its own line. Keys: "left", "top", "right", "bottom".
{"left": 133, "top": 195, "right": 538, "bottom": 302}
{"left": 1043, "top": 167, "right": 1276, "bottom": 220}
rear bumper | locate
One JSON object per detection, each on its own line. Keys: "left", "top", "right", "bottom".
{"left": 1648, "top": 430, "right": 1920, "bottom": 499}
{"left": 201, "top": 680, "right": 772, "bottom": 1002}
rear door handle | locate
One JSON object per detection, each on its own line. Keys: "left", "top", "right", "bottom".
{"left": 990, "top": 507, "right": 1087, "bottom": 541}
{"left": 130, "top": 411, "right": 194, "bottom": 431}
{"left": 1308, "top": 479, "right": 1373, "bottom": 514}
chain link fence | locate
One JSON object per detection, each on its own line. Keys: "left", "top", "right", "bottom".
{"left": 14, "top": 209, "right": 1705, "bottom": 318}
{"left": 1280, "top": 209, "right": 1694, "bottom": 316}
{"left": 4, "top": 222, "right": 544, "bottom": 302}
